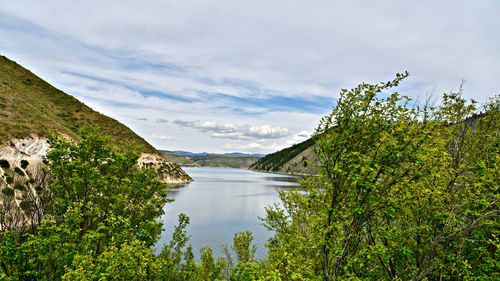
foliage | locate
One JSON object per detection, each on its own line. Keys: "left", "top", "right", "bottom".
{"left": 0, "top": 159, "right": 9, "bottom": 169}
{"left": 261, "top": 74, "right": 499, "bottom": 280}
{"left": 1, "top": 74, "right": 498, "bottom": 280}
{"left": 13, "top": 167, "right": 24, "bottom": 176}
{"left": 250, "top": 137, "right": 315, "bottom": 172}
{"left": 0, "top": 127, "right": 169, "bottom": 280}
{"left": 20, "top": 160, "right": 29, "bottom": 169}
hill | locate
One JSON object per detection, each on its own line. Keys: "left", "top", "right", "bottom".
{"left": 0, "top": 55, "right": 191, "bottom": 183}
{"left": 160, "top": 150, "right": 199, "bottom": 167}
{"left": 160, "top": 150, "right": 260, "bottom": 168}
{"left": 249, "top": 137, "right": 319, "bottom": 175}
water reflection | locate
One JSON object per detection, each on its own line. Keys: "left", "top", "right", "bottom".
{"left": 154, "top": 167, "right": 299, "bottom": 261}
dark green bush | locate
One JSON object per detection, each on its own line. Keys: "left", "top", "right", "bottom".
{"left": 21, "top": 160, "right": 29, "bottom": 169}
{"left": 19, "top": 201, "right": 33, "bottom": 212}
{"left": 0, "top": 159, "right": 9, "bottom": 168}
{"left": 23, "top": 78, "right": 33, "bottom": 85}
{"left": 2, "top": 187, "right": 14, "bottom": 196}
{"left": 14, "top": 167, "right": 25, "bottom": 176}
{"left": 6, "top": 175, "right": 13, "bottom": 184}
{"left": 14, "top": 182, "right": 25, "bottom": 191}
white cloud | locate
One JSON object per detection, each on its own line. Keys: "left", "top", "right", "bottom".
{"left": 152, "top": 134, "right": 173, "bottom": 140}
{"left": 224, "top": 142, "right": 282, "bottom": 152}
{"left": 173, "top": 120, "right": 289, "bottom": 140}
{"left": 287, "top": 130, "right": 312, "bottom": 146}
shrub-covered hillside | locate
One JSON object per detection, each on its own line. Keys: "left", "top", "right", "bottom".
{"left": 249, "top": 137, "right": 318, "bottom": 174}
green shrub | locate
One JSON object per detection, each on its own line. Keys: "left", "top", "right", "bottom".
{"left": 2, "top": 187, "right": 14, "bottom": 196}
{"left": 6, "top": 175, "right": 13, "bottom": 184}
{"left": 0, "top": 159, "right": 9, "bottom": 168}
{"left": 23, "top": 78, "right": 33, "bottom": 85}
{"left": 14, "top": 167, "right": 25, "bottom": 176}
{"left": 21, "top": 160, "right": 29, "bottom": 169}
{"left": 19, "top": 201, "right": 33, "bottom": 212}
{"left": 14, "top": 182, "right": 25, "bottom": 191}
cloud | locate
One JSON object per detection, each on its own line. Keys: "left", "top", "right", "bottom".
{"left": 224, "top": 142, "right": 282, "bottom": 152}
{"left": 287, "top": 130, "right": 312, "bottom": 145}
{"left": 173, "top": 119, "right": 197, "bottom": 128}
{"left": 152, "top": 134, "right": 173, "bottom": 140}
{"left": 173, "top": 120, "right": 289, "bottom": 140}
{"left": 155, "top": 118, "right": 169, "bottom": 123}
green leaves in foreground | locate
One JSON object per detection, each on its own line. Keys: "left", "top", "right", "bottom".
{"left": 262, "top": 74, "right": 499, "bottom": 280}
{"left": 1, "top": 75, "right": 498, "bottom": 280}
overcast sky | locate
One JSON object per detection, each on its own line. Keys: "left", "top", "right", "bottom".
{"left": 1, "top": 1, "right": 499, "bottom": 153}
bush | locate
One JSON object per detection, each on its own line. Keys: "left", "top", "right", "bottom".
{"left": 23, "top": 78, "right": 33, "bottom": 85}
{"left": 6, "top": 176, "right": 13, "bottom": 184}
{"left": 14, "top": 167, "right": 25, "bottom": 176}
{"left": 2, "top": 187, "right": 14, "bottom": 196}
{"left": 21, "top": 160, "right": 29, "bottom": 169}
{"left": 0, "top": 159, "right": 10, "bottom": 168}
{"left": 14, "top": 182, "right": 25, "bottom": 191}
{"left": 19, "top": 201, "right": 33, "bottom": 212}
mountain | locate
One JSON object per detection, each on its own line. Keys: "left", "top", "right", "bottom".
{"left": 160, "top": 150, "right": 261, "bottom": 168}
{"left": 249, "top": 137, "right": 319, "bottom": 175}
{"left": 224, "top": 152, "right": 266, "bottom": 157}
{"left": 0, "top": 55, "right": 191, "bottom": 183}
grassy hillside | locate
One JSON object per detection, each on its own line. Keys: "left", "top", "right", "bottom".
{"left": 160, "top": 150, "right": 199, "bottom": 166}
{"left": 190, "top": 154, "right": 259, "bottom": 168}
{"left": 249, "top": 137, "right": 319, "bottom": 175}
{"left": 0, "top": 55, "right": 156, "bottom": 153}
{"left": 160, "top": 150, "right": 260, "bottom": 168}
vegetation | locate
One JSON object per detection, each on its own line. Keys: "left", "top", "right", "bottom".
{"left": 161, "top": 150, "right": 260, "bottom": 168}
{"left": 190, "top": 154, "right": 260, "bottom": 168}
{"left": 20, "top": 160, "right": 29, "bottom": 169}
{"left": 160, "top": 150, "right": 199, "bottom": 166}
{"left": 1, "top": 74, "right": 498, "bottom": 280}
{"left": 260, "top": 74, "right": 499, "bottom": 280}
{"left": 250, "top": 137, "right": 318, "bottom": 175}
{"left": 0, "top": 159, "right": 9, "bottom": 169}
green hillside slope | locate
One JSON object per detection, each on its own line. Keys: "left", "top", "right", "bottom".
{"left": 249, "top": 137, "right": 319, "bottom": 175}
{"left": 0, "top": 55, "right": 156, "bottom": 153}
{"left": 190, "top": 154, "right": 259, "bottom": 168}
{"left": 160, "top": 150, "right": 199, "bottom": 166}
{"left": 160, "top": 150, "right": 259, "bottom": 168}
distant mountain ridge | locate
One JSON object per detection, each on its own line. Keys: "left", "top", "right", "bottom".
{"left": 172, "top": 150, "right": 264, "bottom": 158}
{"left": 0, "top": 55, "right": 191, "bottom": 184}
{"left": 160, "top": 150, "right": 261, "bottom": 168}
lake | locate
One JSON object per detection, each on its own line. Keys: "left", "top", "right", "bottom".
{"left": 154, "top": 167, "right": 300, "bottom": 261}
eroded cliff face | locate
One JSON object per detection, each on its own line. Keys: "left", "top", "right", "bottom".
{"left": 138, "top": 153, "right": 192, "bottom": 184}
{"left": 0, "top": 137, "right": 191, "bottom": 184}
{"left": 0, "top": 137, "right": 191, "bottom": 230}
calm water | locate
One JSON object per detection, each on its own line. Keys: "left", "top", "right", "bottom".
{"left": 154, "top": 167, "right": 299, "bottom": 260}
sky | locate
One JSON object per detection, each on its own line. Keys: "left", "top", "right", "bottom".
{"left": 1, "top": 1, "right": 499, "bottom": 154}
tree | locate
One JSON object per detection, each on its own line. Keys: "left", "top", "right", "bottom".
{"left": 0, "top": 127, "right": 170, "bottom": 280}
{"left": 262, "top": 74, "right": 499, "bottom": 280}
